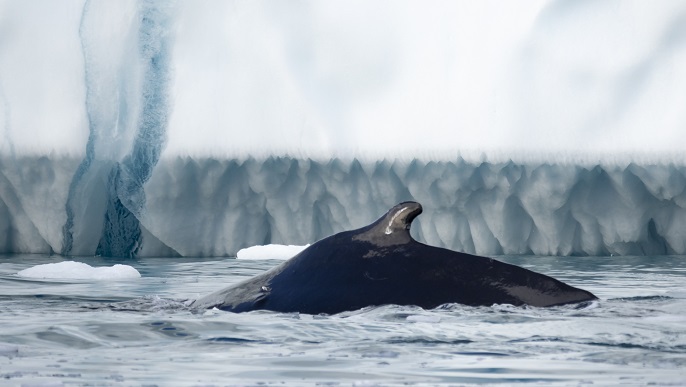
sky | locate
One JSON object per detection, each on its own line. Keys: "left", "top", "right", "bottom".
{"left": 1, "top": 0, "right": 685, "bottom": 161}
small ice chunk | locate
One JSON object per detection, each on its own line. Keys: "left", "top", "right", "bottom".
{"left": 17, "top": 261, "right": 141, "bottom": 280}
{"left": 236, "top": 244, "right": 310, "bottom": 260}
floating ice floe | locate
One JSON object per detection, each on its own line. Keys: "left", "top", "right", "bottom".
{"left": 17, "top": 261, "right": 141, "bottom": 280}
{"left": 236, "top": 244, "right": 310, "bottom": 260}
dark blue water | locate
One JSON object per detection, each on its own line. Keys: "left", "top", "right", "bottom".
{"left": 1, "top": 254, "right": 685, "bottom": 386}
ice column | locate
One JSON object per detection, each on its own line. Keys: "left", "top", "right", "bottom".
{"left": 62, "top": 0, "right": 176, "bottom": 257}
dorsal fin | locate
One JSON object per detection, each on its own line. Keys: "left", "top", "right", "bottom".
{"left": 353, "top": 201, "right": 423, "bottom": 246}
{"left": 379, "top": 201, "right": 423, "bottom": 235}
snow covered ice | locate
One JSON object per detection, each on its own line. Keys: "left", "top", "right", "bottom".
{"left": 237, "top": 244, "right": 310, "bottom": 260}
{"left": 16, "top": 261, "right": 141, "bottom": 280}
{"left": 1, "top": 1, "right": 686, "bottom": 258}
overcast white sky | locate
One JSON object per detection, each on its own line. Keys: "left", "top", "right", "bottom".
{"left": 1, "top": 0, "right": 685, "bottom": 161}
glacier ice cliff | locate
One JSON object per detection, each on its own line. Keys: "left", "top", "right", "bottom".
{"left": 1, "top": 156, "right": 685, "bottom": 257}
{"left": 2, "top": 1, "right": 686, "bottom": 258}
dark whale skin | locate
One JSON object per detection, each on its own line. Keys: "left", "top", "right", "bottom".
{"left": 191, "top": 202, "right": 597, "bottom": 314}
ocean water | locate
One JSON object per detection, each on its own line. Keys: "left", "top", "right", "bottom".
{"left": 1, "top": 254, "right": 685, "bottom": 386}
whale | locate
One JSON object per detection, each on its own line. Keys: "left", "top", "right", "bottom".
{"left": 191, "top": 202, "right": 597, "bottom": 314}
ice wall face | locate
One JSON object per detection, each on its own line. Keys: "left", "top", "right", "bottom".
{"left": 1, "top": 156, "right": 685, "bottom": 257}
{"left": 135, "top": 158, "right": 686, "bottom": 257}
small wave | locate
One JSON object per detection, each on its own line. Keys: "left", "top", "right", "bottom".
{"left": 664, "top": 290, "right": 686, "bottom": 298}
{"left": 83, "top": 295, "right": 191, "bottom": 313}
{"left": 206, "top": 337, "right": 264, "bottom": 344}
{"left": 586, "top": 341, "right": 686, "bottom": 353}
{"left": 383, "top": 337, "right": 472, "bottom": 346}
{"left": 405, "top": 314, "right": 442, "bottom": 323}
{"left": 609, "top": 295, "right": 673, "bottom": 302}
{"left": 571, "top": 300, "right": 600, "bottom": 310}
{"left": 509, "top": 335, "right": 567, "bottom": 344}
{"left": 452, "top": 351, "right": 511, "bottom": 357}
{"left": 512, "top": 335, "right": 686, "bottom": 354}
{"left": 0, "top": 343, "right": 19, "bottom": 357}
{"left": 3, "top": 294, "right": 127, "bottom": 305}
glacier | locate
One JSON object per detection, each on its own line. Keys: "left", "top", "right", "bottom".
{"left": 1, "top": 1, "right": 686, "bottom": 258}
{"left": 1, "top": 155, "right": 685, "bottom": 257}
